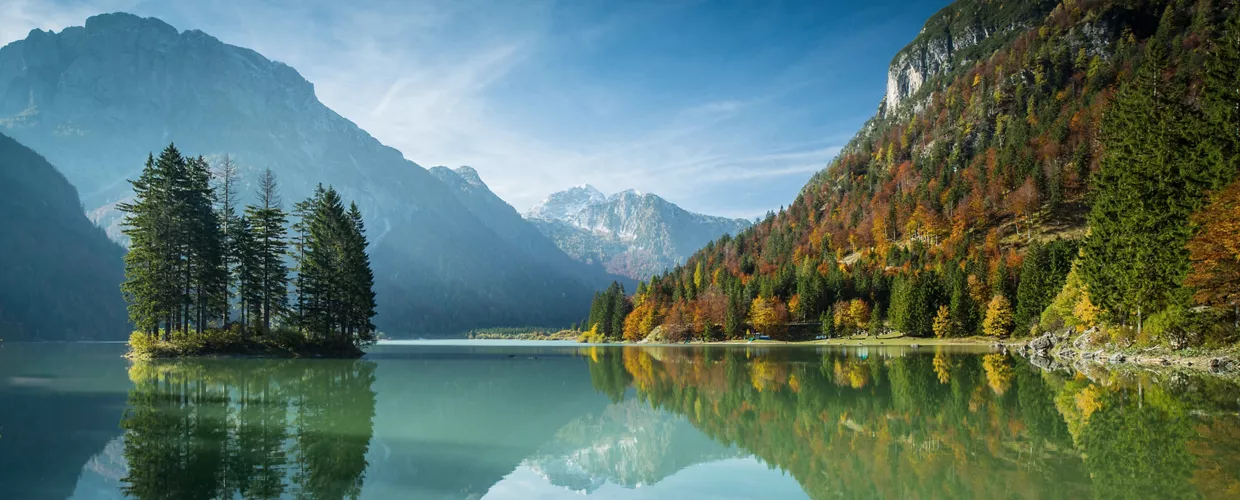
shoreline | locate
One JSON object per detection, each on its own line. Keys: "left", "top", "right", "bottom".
{"left": 1009, "top": 329, "right": 1240, "bottom": 376}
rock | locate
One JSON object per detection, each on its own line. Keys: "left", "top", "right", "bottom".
{"left": 1059, "top": 348, "right": 1076, "bottom": 359}
{"left": 1029, "top": 333, "right": 1056, "bottom": 356}
{"left": 1108, "top": 353, "right": 1126, "bottom": 364}
{"left": 909, "top": 344, "right": 920, "bottom": 348}
{"left": 1208, "top": 357, "right": 1238, "bottom": 374}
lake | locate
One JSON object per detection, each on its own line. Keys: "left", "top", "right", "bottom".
{"left": 1, "top": 341, "right": 1238, "bottom": 499}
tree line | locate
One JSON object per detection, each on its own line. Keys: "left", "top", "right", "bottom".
{"left": 119, "top": 144, "right": 377, "bottom": 350}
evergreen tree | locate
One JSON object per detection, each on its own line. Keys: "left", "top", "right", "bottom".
{"left": 120, "top": 150, "right": 180, "bottom": 337}
{"left": 213, "top": 155, "right": 242, "bottom": 325}
{"left": 1014, "top": 240, "right": 1078, "bottom": 333}
{"left": 296, "top": 186, "right": 379, "bottom": 346}
{"left": 1082, "top": 15, "right": 1210, "bottom": 333}
{"left": 244, "top": 169, "right": 290, "bottom": 331}
{"left": 344, "top": 203, "right": 378, "bottom": 339}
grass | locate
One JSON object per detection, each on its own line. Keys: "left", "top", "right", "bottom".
{"left": 126, "top": 326, "right": 365, "bottom": 359}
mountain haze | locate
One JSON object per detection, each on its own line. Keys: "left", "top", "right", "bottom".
{"left": 0, "top": 13, "right": 598, "bottom": 334}
{"left": 0, "top": 132, "right": 128, "bottom": 340}
{"left": 525, "top": 186, "right": 751, "bottom": 280}
{"left": 428, "top": 166, "right": 635, "bottom": 291}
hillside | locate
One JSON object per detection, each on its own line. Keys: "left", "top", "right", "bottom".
{"left": 0, "top": 13, "right": 599, "bottom": 334}
{"left": 0, "top": 132, "right": 128, "bottom": 340}
{"left": 595, "top": 0, "right": 1240, "bottom": 344}
{"left": 525, "top": 186, "right": 751, "bottom": 280}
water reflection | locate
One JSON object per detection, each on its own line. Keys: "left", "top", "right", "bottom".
{"left": 118, "top": 360, "right": 376, "bottom": 499}
{"left": 583, "top": 346, "right": 1240, "bottom": 499}
{"left": 5, "top": 343, "right": 1240, "bottom": 499}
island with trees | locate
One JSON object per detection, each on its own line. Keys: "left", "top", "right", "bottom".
{"left": 120, "top": 144, "right": 378, "bottom": 358}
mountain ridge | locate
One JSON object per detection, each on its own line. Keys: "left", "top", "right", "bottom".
{"left": 524, "top": 186, "right": 750, "bottom": 280}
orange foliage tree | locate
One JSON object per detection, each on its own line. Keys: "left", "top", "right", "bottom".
{"left": 1187, "top": 179, "right": 1240, "bottom": 327}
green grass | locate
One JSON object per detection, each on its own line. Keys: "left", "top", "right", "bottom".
{"left": 126, "top": 326, "right": 365, "bottom": 359}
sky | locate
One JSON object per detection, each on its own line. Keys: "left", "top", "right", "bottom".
{"left": 0, "top": 0, "right": 950, "bottom": 219}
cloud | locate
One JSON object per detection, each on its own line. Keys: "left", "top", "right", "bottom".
{"left": 3, "top": 0, "right": 879, "bottom": 219}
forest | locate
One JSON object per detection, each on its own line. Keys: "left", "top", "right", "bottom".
{"left": 587, "top": 0, "right": 1240, "bottom": 349}
{"left": 120, "top": 144, "right": 378, "bottom": 357}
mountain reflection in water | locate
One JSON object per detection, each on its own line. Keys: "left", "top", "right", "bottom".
{"left": 2, "top": 342, "right": 1239, "bottom": 499}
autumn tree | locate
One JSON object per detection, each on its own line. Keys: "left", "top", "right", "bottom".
{"left": 933, "top": 305, "right": 953, "bottom": 338}
{"left": 983, "top": 294, "right": 1014, "bottom": 337}
{"left": 1186, "top": 179, "right": 1240, "bottom": 329}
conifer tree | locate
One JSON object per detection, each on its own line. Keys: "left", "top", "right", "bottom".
{"left": 1082, "top": 11, "right": 1212, "bottom": 334}
{"left": 245, "top": 169, "right": 290, "bottom": 331}
{"left": 120, "top": 151, "right": 180, "bottom": 337}
{"left": 213, "top": 155, "right": 241, "bottom": 325}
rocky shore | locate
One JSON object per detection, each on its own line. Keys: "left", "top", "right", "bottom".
{"left": 1008, "top": 328, "right": 1240, "bottom": 376}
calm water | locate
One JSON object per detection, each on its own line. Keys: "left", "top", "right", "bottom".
{"left": 2, "top": 342, "right": 1239, "bottom": 499}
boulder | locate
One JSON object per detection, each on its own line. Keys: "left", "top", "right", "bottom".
{"left": 1029, "top": 333, "right": 1055, "bottom": 356}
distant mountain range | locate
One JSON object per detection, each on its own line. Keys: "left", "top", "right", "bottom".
{"left": 0, "top": 12, "right": 628, "bottom": 335}
{"left": 524, "top": 185, "right": 751, "bottom": 280}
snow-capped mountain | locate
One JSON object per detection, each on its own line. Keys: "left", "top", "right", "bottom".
{"left": 524, "top": 187, "right": 751, "bottom": 280}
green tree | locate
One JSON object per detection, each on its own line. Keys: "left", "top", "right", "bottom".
{"left": 244, "top": 168, "right": 290, "bottom": 331}
{"left": 1015, "top": 240, "right": 1078, "bottom": 333}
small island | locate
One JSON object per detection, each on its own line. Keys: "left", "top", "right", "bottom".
{"left": 120, "top": 145, "right": 377, "bottom": 359}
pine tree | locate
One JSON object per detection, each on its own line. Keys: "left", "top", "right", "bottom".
{"left": 120, "top": 151, "right": 180, "bottom": 337}
{"left": 245, "top": 169, "right": 290, "bottom": 332}
{"left": 213, "top": 155, "right": 241, "bottom": 325}
{"left": 186, "top": 155, "right": 227, "bottom": 334}
{"left": 235, "top": 215, "right": 263, "bottom": 330}
{"left": 344, "top": 203, "right": 377, "bottom": 341}
{"left": 1082, "top": 12, "right": 1208, "bottom": 334}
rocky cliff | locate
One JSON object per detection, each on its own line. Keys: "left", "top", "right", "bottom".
{"left": 882, "top": 0, "right": 1058, "bottom": 115}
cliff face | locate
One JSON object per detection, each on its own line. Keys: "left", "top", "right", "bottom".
{"left": 0, "top": 13, "right": 597, "bottom": 334}
{"left": 882, "top": 0, "right": 1059, "bottom": 115}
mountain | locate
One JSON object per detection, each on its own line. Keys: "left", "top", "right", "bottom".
{"left": 427, "top": 166, "right": 634, "bottom": 291}
{"left": 0, "top": 13, "right": 599, "bottom": 334}
{"left": 0, "top": 132, "right": 128, "bottom": 340}
{"left": 525, "top": 186, "right": 751, "bottom": 279}
{"left": 524, "top": 397, "right": 741, "bottom": 492}
{"left": 610, "top": 0, "right": 1240, "bottom": 342}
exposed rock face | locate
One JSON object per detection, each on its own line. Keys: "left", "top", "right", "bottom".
{"left": 0, "top": 13, "right": 597, "bottom": 334}
{"left": 525, "top": 187, "right": 750, "bottom": 279}
{"left": 881, "top": 0, "right": 1058, "bottom": 116}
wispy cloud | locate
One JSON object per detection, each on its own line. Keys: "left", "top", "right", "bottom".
{"left": 4, "top": 0, "right": 932, "bottom": 219}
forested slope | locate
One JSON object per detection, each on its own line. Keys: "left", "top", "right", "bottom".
{"left": 0, "top": 133, "right": 128, "bottom": 340}
{"left": 593, "top": 0, "right": 1240, "bottom": 345}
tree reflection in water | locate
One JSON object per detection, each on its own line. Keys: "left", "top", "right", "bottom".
{"left": 584, "top": 346, "right": 1240, "bottom": 499}
{"left": 119, "top": 360, "right": 376, "bottom": 500}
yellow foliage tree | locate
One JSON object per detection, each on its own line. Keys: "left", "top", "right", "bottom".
{"left": 750, "top": 296, "right": 777, "bottom": 335}
{"left": 849, "top": 299, "right": 870, "bottom": 331}
{"left": 983, "top": 295, "right": 1014, "bottom": 337}
{"left": 932, "top": 305, "right": 953, "bottom": 338}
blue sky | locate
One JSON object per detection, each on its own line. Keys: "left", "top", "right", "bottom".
{"left": 1, "top": 0, "right": 950, "bottom": 218}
